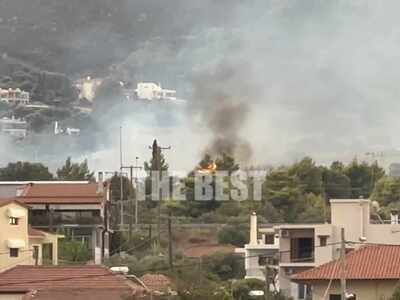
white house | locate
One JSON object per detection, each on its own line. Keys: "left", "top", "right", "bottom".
{"left": 134, "top": 82, "right": 177, "bottom": 101}
{"left": 237, "top": 199, "right": 400, "bottom": 300}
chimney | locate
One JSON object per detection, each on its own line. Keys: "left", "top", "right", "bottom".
{"left": 97, "top": 172, "right": 104, "bottom": 194}
{"left": 249, "top": 212, "right": 258, "bottom": 245}
{"left": 391, "top": 209, "right": 399, "bottom": 225}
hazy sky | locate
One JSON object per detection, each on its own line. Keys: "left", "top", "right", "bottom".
{"left": 3, "top": 0, "right": 400, "bottom": 173}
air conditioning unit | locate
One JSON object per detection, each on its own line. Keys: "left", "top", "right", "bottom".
{"left": 281, "top": 230, "right": 290, "bottom": 238}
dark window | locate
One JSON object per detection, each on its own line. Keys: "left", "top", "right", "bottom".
{"left": 33, "top": 246, "right": 39, "bottom": 260}
{"left": 319, "top": 236, "right": 327, "bottom": 246}
{"left": 9, "top": 217, "right": 18, "bottom": 225}
{"left": 258, "top": 256, "right": 267, "bottom": 266}
{"left": 265, "top": 234, "right": 275, "bottom": 245}
{"left": 298, "top": 283, "right": 306, "bottom": 299}
{"left": 290, "top": 238, "right": 314, "bottom": 262}
{"left": 329, "top": 295, "right": 341, "bottom": 300}
{"left": 10, "top": 248, "right": 19, "bottom": 257}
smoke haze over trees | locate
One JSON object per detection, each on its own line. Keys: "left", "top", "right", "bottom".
{"left": 1, "top": 1, "right": 400, "bottom": 172}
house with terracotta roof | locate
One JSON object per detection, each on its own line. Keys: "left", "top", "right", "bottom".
{"left": 292, "top": 245, "right": 400, "bottom": 300}
{"left": 0, "top": 265, "right": 146, "bottom": 300}
{"left": 238, "top": 198, "right": 400, "bottom": 300}
{"left": 0, "top": 200, "right": 62, "bottom": 272}
{"left": 14, "top": 181, "right": 110, "bottom": 265}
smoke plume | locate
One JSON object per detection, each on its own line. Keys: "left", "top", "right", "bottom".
{"left": 190, "top": 62, "right": 258, "bottom": 163}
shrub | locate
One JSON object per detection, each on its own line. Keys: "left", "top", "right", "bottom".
{"left": 217, "top": 225, "right": 248, "bottom": 246}
{"left": 59, "top": 239, "right": 91, "bottom": 263}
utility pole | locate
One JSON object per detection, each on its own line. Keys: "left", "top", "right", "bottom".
{"left": 340, "top": 228, "right": 347, "bottom": 300}
{"left": 168, "top": 212, "right": 173, "bottom": 269}
{"left": 121, "top": 160, "right": 142, "bottom": 241}
{"left": 119, "top": 126, "right": 124, "bottom": 230}
{"left": 148, "top": 139, "right": 171, "bottom": 247}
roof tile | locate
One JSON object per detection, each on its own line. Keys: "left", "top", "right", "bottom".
{"left": 293, "top": 245, "right": 400, "bottom": 281}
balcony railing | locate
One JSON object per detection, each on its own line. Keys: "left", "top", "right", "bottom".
{"left": 280, "top": 250, "right": 315, "bottom": 264}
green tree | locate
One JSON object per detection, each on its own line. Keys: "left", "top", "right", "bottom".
{"left": 218, "top": 224, "right": 248, "bottom": 247}
{"left": 297, "top": 193, "right": 327, "bottom": 223}
{"left": 0, "top": 161, "right": 53, "bottom": 180}
{"left": 289, "top": 157, "right": 323, "bottom": 195}
{"left": 57, "top": 157, "right": 94, "bottom": 181}
{"left": 371, "top": 176, "right": 400, "bottom": 206}
{"left": 321, "top": 166, "right": 351, "bottom": 199}
{"left": 263, "top": 168, "right": 305, "bottom": 222}
{"left": 345, "top": 159, "right": 385, "bottom": 198}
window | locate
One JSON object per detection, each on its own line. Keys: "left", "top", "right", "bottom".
{"left": 10, "top": 248, "right": 19, "bottom": 257}
{"left": 265, "top": 234, "right": 275, "bottom": 245}
{"left": 9, "top": 217, "right": 18, "bottom": 225}
{"left": 258, "top": 256, "right": 267, "bottom": 266}
{"left": 32, "top": 246, "right": 39, "bottom": 260}
{"left": 298, "top": 283, "right": 306, "bottom": 299}
{"left": 319, "top": 236, "right": 327, "bottom": 246}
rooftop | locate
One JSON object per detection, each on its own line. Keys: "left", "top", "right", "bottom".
{"left": 292, "top": 245, "right": 400, "bottom": 281}
{"left": 0, "top": 265, "right": 145, "bottom": 299}
{"left": 17, "top": 183, "right": 103, "bottom": 204}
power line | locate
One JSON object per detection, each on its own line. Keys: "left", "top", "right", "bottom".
{"left": 0, "top": 241, "right": 343, "bottom": 288}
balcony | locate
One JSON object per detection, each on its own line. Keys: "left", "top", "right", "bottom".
{"left": 280, "top": 237, "right": 315, "bottom": 267}
{"left": 30, "top": 210, "right": 103, "bottom": 228}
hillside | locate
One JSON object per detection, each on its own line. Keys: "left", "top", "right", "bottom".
{"left": 0, "top": 0, "right": 238, "bottom": 75}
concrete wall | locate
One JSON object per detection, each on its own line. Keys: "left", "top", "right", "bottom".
{"left": 0, "top": 294, "right": 25, "bottom": 300}
{"left": 0, "top": 203, "right": 33, "bottom": 271}
{"left": 312, "top": 280, "right": 397, "bottom": 300}
{"left": 331, "top": 200, "right": 370, "bottom": 242}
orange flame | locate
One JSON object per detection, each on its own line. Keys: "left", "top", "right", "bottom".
{"left": 198, "top": 162, "right": 217, "bottom": 174}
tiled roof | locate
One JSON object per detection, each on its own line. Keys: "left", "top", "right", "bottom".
{"left": 0, "top": 265, "right": 144, "bottom": 297}
{"left": 18, "top": 183, "right": 103, "bottom": 204}
{"left": 293, "top": 245, "right": 400, "bottom": 281}
{"left": 28, "top": 226, "right": 46, "bottom": 237}
{"left": 140, "top": 274, "right": 173, "bottom": 293}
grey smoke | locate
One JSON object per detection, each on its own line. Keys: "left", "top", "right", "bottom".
{"left": 190, "top": 62, "right": 257, "bottom": 163}
{"left": 3, "top": 1, "right": 400, "bottom": 172}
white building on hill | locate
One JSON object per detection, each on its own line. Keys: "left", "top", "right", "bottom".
{"left": 134, "top": 82, "right": 177, "bottom": 101}
{"left": 0, "top": 88, "right": 30, "bottom": 105}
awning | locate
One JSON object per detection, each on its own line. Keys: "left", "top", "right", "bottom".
{"left": 7, "top": 239, "right": 26, "bottom": 248}
{"left": 7, "top": 207, "right": 26, "bottom": 218}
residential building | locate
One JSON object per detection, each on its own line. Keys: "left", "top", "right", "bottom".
{"left": 235, "top": 212, "right": 280, "bottom": 280}
{"left": 0, "top": 265, "right": 146, "bottom": 300}
{"left": 238, "top": 198, "right": 400, "bottom": 300}
{"left": 0, "top": 116, "right": 27, "bottom": 138}
{"left": 0, "top": 199, "right": 62, "bottom": 271}
{"left": 293, "top": 245, "right": 400, "bottom": 300}
{"left": 0, "top": 88, "right": 29, "bottom": 105}
{"left": 13, "top": 181, "right": 110, "bottom": 264}
{"left": 134, "top": 82, "right": 177, "bottom": 101}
